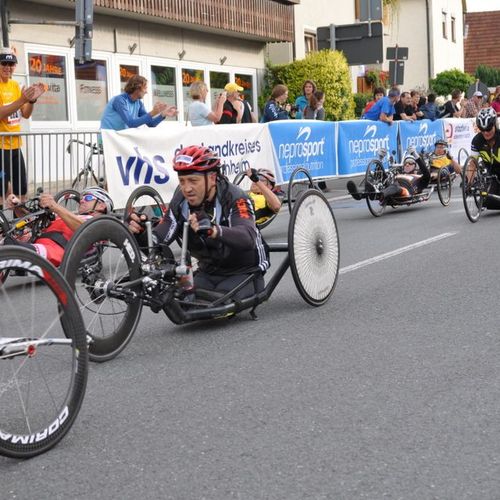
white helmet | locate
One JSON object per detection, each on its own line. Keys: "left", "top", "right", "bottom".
{"left": 81, "top": 187, "right": 114, "bottom": 213}
{"left": 402, "top": 155, "right": 417, "bottom": 174}
{"left": 476, "top": 107, "right": 497, "bottom": 132}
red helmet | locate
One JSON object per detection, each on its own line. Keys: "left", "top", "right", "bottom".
{"left": 173, "top": 145, "right": 221, "bottom": 174}
{"left": 257, "top": 168, "right": 276, "bottom": 187}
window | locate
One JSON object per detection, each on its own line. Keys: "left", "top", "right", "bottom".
{"left": 74, "top": 59, "right": 108, "bottom": 121}
{"left": 451, "top": 16, "right": 456, "bottom": 43}
{"left": 181, "top": 68, "right": 204, "bottom": 114}
{"left": 235, "top": 73, "right": 254, "bottom": 110}
{"left": 28, "top": 53, "right": 68, "bottom": 121}
{"left": 119, "top": 64, "right": 138, "bottom": 92}
{"left": 151, "top": 66, "right": 177, "bottom": 120}
{"left": 305, "top": 32, "right": 317, "bottom": 54}
{"left": 442, "top": 11, "right": 447, "bottom": 39}
{"left": 210, "top": 71, "right": 229, "bottom": 104}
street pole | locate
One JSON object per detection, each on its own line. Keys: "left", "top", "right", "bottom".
{"left": 0, "top": 0, "right": 9, "bottom": 48}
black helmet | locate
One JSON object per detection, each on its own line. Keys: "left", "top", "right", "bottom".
{"left": 476, "top": 107, "right": 497, "bottom": 132}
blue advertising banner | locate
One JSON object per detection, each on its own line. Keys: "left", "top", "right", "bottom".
{"left": 267, "top": 120, "right": 337, "bottom": 183}
{"left": 398, "top": 119, "right": 445, "bottom": 154}
{"left": 337, "top": 120, "right": 398, "bottom": 175}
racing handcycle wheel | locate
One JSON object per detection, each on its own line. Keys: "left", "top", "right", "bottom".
{"left": 54, "top": 188, "right": 81, "bottom": 213}
{"left": 287, "top": 167, "right": 316, "bottom": 214}
{"left": 437, "top": 168, "right": 452, "bottom": 207}
{"left": 123, "top": 185, "right": 167, "bottom": 225}
{"left": 0, "top": 246, "right": 87, "bottom": 458}
{"left": 462, "top": 156, "right": 487, "bottom": 223}
{"left": 365, "top": 159, "right": 387, "bottom": 217}
{"left": 288, "top": 189, "right": 339, "bottom": 306}
{"left": 61, "top": 216, "right": 143, "bottom": 362}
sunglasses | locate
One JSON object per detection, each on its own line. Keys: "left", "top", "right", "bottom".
{"left": 480, "top": 125, "right": 495, "bottom": 133}
{"left": 81, "top": 194, "right": 98, "bottom": 202}
{"left": 0, "top": 61, "right": 15, "bottom": 67}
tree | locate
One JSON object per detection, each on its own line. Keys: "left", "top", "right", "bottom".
{"left": 430, "top": 69, "right": 474, "bottom": 97}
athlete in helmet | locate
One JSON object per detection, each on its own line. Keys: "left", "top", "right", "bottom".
{"left": 3, "top": 186, "right": 112, "bottom": 266}
{"left": 245, "top": 167, "right": 283, "bottom": 225}
{"left": 467, "top": 107, "right": 500, "bottom": 208}
{"left": 429, "top": 138, "right": 461, "bottom": 181}
{"left": 128, "top": 145, "right": 270, "bottom": 300}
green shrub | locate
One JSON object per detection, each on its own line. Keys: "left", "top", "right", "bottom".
{"left": 429, "top": 69, "right": 474, "bottom": 97}
{"left": 260, "top": 50, "right": 355, "bottom": 121}
{"left": 354, "top": 93, "right": 372, "bottom": 118}
{"left": 475, "top": 65, "right": 500, "bottom": 87}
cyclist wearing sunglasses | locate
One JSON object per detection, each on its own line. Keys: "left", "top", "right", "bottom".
{"left": 128, "top": 145, "right": 269, "bottom": 300}
{"left": 471, "top": 107, "right": 500, "bottom": 209}
{"left": 0, "top": 52, "right": 45, "bottom": 206}
{"left": 3, "top": 186, "right": 113, "bottom": 266}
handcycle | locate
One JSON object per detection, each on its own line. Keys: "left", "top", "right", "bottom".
{"left": 66, "top": 139, "right": 105, "bottom": 191}
{"left": 461, "top": 155, "right": 499, "bottom": 223}
{"left": 60, "top": 188, "right": 340, "bottom": 363}
{"left": 361, "top": 149, "right": 452, "bottom": 217}
{"left": 0, "top": 246, "right": 88, "bottom": 458}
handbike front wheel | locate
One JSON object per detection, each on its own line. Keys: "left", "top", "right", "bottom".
{"left": 437, "top": 168, "right": 452, "bottom": 206}
{"left": 288, "top": 189, "right": 339, "bottom": 306}
{"left": 0, "top": 246, "right": 87, "bottom": 459}
{"left": 287, "top": 167, "right": 316, "bottom": 214}
{"left": 365, "top": 159, "right": 387, "bottom": 217}
{"left": 61, "top": 216, "right": 143, "bottom": 362}
{"left": 123, "top": 185, "right": 167, "bottom": 225}
{"left": 54, "top": 188, "right": 81, "bottom": 213}
{"left": 462, "top": 156, "right": 484, "bottom": 223}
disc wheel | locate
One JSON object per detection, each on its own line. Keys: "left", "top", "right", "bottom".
{"left": 54, "top": 188, "right": 81, "bottom": 213}
{"left": 288, "top": 189, "right": 339, "bottom": 306}
{"left": 437, "top": 168, "right": 452, "bottom": 206}
{"left": 462, "top": 156, "right": 485, "bottom": 223}
{"left": 365, "top": 159, "right": 387, "bottom": 217}
{"left": 61, "top": 216, "right": 143, "bottom": 362}
{"left": 123, "top": 186, "right": 167, "bottom": 225}
{"left": 0, "top": 246, "right": 87, "bottom": 459}
{"left": 287, "top": 167, "right": 316, "bottom": 214}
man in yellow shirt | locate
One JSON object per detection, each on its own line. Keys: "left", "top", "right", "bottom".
{"left": 0, "top": 51, "right": 45, "bottom": 205}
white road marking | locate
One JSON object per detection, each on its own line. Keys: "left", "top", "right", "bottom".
{"left": 339, "top": 232, "right": 457, "bottom": 274}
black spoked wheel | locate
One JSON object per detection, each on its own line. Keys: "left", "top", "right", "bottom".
{"left": 54, "top": 188, "right": 81, "bottom": 213}
{"left": 437, "top": 168, "right": 452, "bottom": 206}
{"left": 288, "top": 189, "right": 339, "bottom": 306}
{"left": 462, "top": 156, "right": 485, "bottom": 223}
{"left": 123, "top": 186, "right": 167, "bottom": 225}
{"left": 0, "top": 247, "right": 87, "bottom": 459}
{"left": 61, "top": 216, "right": 143, "bottom": 362}
{"left": 365, "top": 159, "right": 387, "bottom": 217}
{"left": 287, "top": 167, "right": 316, "bottom": 214}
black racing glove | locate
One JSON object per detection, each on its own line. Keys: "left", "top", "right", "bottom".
{"left": 249, "top": 168, "right": 260, "bottom": 183}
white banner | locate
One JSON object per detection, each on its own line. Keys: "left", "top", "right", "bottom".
{"left": 102, "top": 122, "right": 276, "bottom": 209}
{"left": 442, "top": 118, "right": 476, "bottom": 163}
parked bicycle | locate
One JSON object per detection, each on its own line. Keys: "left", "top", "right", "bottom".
{"left": 66, "top": 139, "right": 105, "bottom": 191}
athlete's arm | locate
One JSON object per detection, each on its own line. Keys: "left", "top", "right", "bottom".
{"left": 39, "top": 194, "right": 88, "bottom": 232}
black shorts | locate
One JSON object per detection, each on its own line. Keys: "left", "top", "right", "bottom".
{"left": 0, "top": 148, "right": 27, "bottom": 196}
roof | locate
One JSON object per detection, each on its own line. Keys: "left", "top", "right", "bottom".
{"left": 464, "top": 11, "right": 500, "bottom": 73}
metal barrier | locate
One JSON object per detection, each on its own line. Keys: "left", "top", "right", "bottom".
{"left": 0, "top": 130, "right": 104, "bottom": 201}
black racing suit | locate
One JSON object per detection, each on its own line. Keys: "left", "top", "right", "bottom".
{"left": 150, "top": 176, "right": 270, "bottom": 299}
{"left": 382, "top": 155, "right": 430, "bottom": 201}
{"left": 471, "top": 130, "right": 500, "bottom": 209}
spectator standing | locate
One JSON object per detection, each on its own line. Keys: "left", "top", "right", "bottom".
{"left": 362, "top": 88, "right": 400, "bottom": 124}
{"left": 294, "top": 80, "right": 316, "bottom": 119}
{"left": 490, "top": 87, "right": 500, "bottom": 116}
{"left": 394, "top": 92, "right": 416, "bottom": 121}
{"left": 240, "top": 96, "right": 257, "bottom": 123}
{"left": 410, "top": 90, "right": 425, "bottom": 120}
{"left": 262, "top": 84, "right": 291, "bottom": 123}
{"left": 462, "top": 91, "right": 484, "bottom": 118}
{"left": 303, "top": 91, "right": 325, "bottom": 120}
{"left": 187, "top": 81, "right": 226, "bottom": 127}
{"left": 363, "top": 87, "right": 385, "bottom": 116}
{"left": 419, "top": 93, "right": 439, "bottom": 121}
{"left": 100, "top": 75, "right": 177, "bottom": 131}
{"left": 218, "top": 82, "right": 244, "bottom": 124}
{"left": 0, "top": 51, "right": 46, "bottom": 204}
{"left": 439, "top": 89, "right": 462, "bottom": 118}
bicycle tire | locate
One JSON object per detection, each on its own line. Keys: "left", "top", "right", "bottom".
{"left": 287, "top": 167, "right": 315, "bottom": 214}
{"left": 54, "top": 188, "right": 81, "bottom": 213}
{"left": 0, "top": 246, "right": 87, "bottom": 458}
{"left": 123, "top": 186, "right": 167, "bottom": 225}
{"left": 0, "top": 211, "right": 9, "bottom": 284}
{"left": 233, "top": 172, "right": 247, "bottom": 187}
{"left": 365, "top": 159, "right": 387, "bottom": 217}
{"left": 437, "top": 168, "right": 452, "bottom": 206}
{"left": 288, "top": 189, "right": 339, "bottom": 306}
{"left": 61, "top": 216, "right": 143, "bottom": 362}
{"left": 462, "top": 156, "right": 484, "bottom": 223}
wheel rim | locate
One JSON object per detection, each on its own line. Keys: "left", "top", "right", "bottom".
{"left": 123, "top": 187, "right": 167, "bottom": 225}
{"left": 462, "top": 158, "right": 482, "bottom": 222}
{"left": 438, "top": 170, "right": 452, "bottom": 206}
{"left": 0, "top": 247, "right": 87, "bottom": 458}
{"left": 289, "top": 190, "right": 339, "bottom": 305}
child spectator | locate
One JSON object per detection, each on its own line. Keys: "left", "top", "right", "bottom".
{"left": 363, "top": 87, "right": 385, "bottom": 116}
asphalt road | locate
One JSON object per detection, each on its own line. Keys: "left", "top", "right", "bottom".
{"left": 2, "top": 184, "right": 500, "bottom": 499}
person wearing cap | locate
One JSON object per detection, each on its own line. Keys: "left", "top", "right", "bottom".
{"left": 128, "top": 145, "right": 269, "bottom": 300}
{"left": 462, "top": 91, "right": 484, "bottom": 118}
{"left": 218, "top": 82, "right": 244, "bottom": 124}
{"left": 3, "top": 186, "right": 112, "bottom": 267}
{"left": 0, "top": 51, "right": 45, "bottom": 205}
{"left": 362, "top": 88, "right": 400, "bottom": 124}
{"left": 187, "top": 81, "right": 226, "bottom": 127}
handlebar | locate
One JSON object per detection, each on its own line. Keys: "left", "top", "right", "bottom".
{"left": 66, "top": 139, "right": 103, "bottom": 155}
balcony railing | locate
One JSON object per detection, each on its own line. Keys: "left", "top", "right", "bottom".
{"left": 95, "top": 0, "right": 295, "bottom": 42}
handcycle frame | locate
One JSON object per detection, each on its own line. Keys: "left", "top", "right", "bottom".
{"left": 61, "top": 188, "right": 340, "bottom": 363}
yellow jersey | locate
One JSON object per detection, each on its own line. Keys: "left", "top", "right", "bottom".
{"left": 430, "top": 154, "right": 452, "bottom": 170}
{"left": 0, "top": 79, "right": 22, "bottom": 149}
